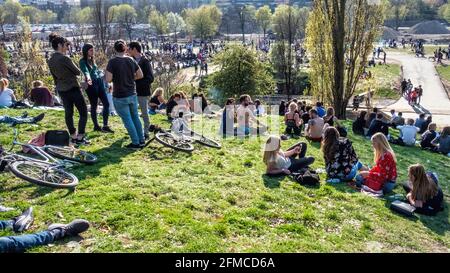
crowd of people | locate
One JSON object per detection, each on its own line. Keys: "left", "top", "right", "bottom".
{"left": 0, "top": 33, "right": 448, "bottom": 253}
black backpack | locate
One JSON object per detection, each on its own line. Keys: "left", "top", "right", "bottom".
{"left": 291, "top": 169, "right": 320, "bottom": 186}
{"left": 45, "top": 130, "right": 70, "bottom": 146}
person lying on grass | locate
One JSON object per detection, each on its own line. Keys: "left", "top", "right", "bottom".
{"left": 356, "top": 133, "right": 397, "bottom": 194}
{"left": 0, "top": 113, "right": 45, "bottom": 126}
{"left": 321, "top": 127, "right": 362, "bottom": 183}
{"left": 402, "top": 164, "right": 444, "bottom": 216}
{"left": 263, "top": 136, "right": 315, "bottom": 175}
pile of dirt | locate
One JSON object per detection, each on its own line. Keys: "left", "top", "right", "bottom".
{"left": 381, "top": 26, "right": 401, "bottom": 40}
{"left": 409, "top": 20, "right": 450, "bottom": 35}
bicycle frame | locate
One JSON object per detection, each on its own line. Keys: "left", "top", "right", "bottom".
{"left": 5, "top": 127, "right": 77, "bottom": 168}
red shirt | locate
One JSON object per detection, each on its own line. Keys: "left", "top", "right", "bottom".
{"left": 365, "top": 152, "right": 397, "bottom": 191}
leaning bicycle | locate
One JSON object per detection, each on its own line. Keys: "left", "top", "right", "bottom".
{"left": 0, "top": 126, "right": 97, "bottom": 189}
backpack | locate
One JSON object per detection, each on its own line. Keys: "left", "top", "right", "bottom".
{"left": 44, "top": 130, "right": 70, "bottom": 146}
{"left": 291, "top": 169, "right": 320, "bottom": 186}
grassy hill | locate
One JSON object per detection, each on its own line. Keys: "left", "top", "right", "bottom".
{"left": 0, "top": 109, "right": 449, "bottom": 252}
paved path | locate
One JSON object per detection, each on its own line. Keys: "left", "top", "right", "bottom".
{"left": 381, "top": 52, "right": 450, "bottom": 127}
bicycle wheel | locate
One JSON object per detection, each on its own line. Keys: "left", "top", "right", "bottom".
{"left": 189, "top": 131, "right": 221, "bottom": 149}
{"left": 9, "top": 161, "right": 78, "bottom": 189}
{"left": 155, "top": 132, "right": 194, "bottom": 152}
{"left": 44, "top": 146, "right": 97, "bottom": 165}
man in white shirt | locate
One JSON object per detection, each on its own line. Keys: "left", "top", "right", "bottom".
{"left": 394, "top": 118, "right": 420, "bottom": 146}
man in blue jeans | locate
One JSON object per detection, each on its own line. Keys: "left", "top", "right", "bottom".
{"left": 0, "top": 207, "right": 90, "bottom": 253}
{"left": 105, "top": 40, "right": 145, "bottom": 149}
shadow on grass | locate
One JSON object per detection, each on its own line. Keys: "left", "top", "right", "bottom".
{"left": 72, "top": 138, "right": 138, "bottom": 181}
{"left": 262, "top": 174, "right": 284, "bottom": 189}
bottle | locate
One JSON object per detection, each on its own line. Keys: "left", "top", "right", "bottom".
{"left": 327, "top": 178, "right": 341, "bottom": 184}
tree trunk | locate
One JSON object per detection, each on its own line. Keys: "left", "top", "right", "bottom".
{"left": 332, "top": 0, "right": 347, "bottom": 119}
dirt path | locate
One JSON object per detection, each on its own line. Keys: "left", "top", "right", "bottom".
{"left": 381, "top": 52, "right": 450, "bottom": 127}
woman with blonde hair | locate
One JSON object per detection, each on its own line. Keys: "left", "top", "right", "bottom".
{"left": 356, "top": 132, "right": 397, "bottom": 193}
{"left": 0, "top": 78, "right": 16, "bottom": 108}
{"left": 149, "top": 87, "right": 166, "bottom": 114}
{"left": 284, "top": 102, "right": 302, "bottom": 137}
{"left": 263, "top": 136, "right": 314, "bottom": 175}
{"left": 403, "top": 164, "right": 443, "bottom": 215}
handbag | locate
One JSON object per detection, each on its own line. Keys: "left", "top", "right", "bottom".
{"left": 390, "top": 200, "right": 416, "bottom": 217}
{"left": 44, "top": 130, "right": 70, "bottom": 146}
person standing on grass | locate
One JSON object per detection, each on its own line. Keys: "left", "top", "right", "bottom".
{"left": 128, "top": 42, "right": 154, "bottom": 140}
{"left": 47, "top": 33, "right": 89, "bottom": 145}
{"left": 105, "top": 40, "right": 145, "bottom": 149}
{"left": 80, "top": 43, "right": 113, "bottom": 133}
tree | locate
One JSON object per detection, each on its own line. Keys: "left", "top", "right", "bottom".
{"left": 184, "top": 5, "right": 222, "bottom": 41}
{"left": 149, "top": 9, "right": 168, "bottom": 42}
{"left": 21, "top": 6, "right": 41, "bottom": 24}
{"left": 387, "top": 0, "right": 409, "bottom": 30}
{"left": 167, "top": 12, "right": 186, "bottom": 42}
{"left": 0, "top": 47, "right": 8, "bottom": 78}
{"left": 210, "top": 44, "right": 275, "bottom": 102}
{"left": 66, "top": 7, "right": 92, "bottom": 41}
{"left": 256, "top": 5, "right": 272, "bottom": 39}
{"left": 93, "top": 0, "right": 115, "bottom": 52}
{"left": 439, "top": 3, "right": 450, "bottom": 22}
{"left": 0, "top": 0, "right": 23, "bottom": 39}
{"left": 16, "top": 17, "right": 49, "bottom": 98}
{"left": 110, "top": 4, "right": 137, "bottom": 41}
{"left": 40, "top": 10, "right": 58, "bottom": 24}
{"left": 271, "top": 4, "right": 309, "bottom": 98}
{"left": 306, "top": 0, "right": 386, "bottom": 119}
{"left": 237, "top": 5, "right": 256, "bottom": 43}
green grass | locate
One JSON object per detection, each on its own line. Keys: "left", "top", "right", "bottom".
{"left": 357, "top": 64, "right": 402, "bottom": 100}
{"left": 0, "top": 109, "right": 449, "bottom": 252}
{"left": 436, "top": 65, "right": 450, "bottom": 83}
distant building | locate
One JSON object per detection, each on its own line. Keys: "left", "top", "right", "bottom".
{"left": 216, "top": 0, "right": 311, "bottom": 10}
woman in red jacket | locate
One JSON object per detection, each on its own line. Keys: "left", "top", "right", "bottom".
{"left": 356, "top": 133, "right": 397, "bottom": 193}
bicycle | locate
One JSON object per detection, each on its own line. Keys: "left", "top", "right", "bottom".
{"left": 0, "top": 126, "right": 97, "bottom": 189}
{"left": 169, "top": 116, "right": 221, "bottom": 148}
{"left": 147, "top": 117, "right": 221, "bottom": 152}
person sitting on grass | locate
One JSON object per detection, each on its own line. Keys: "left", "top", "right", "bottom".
{"left": 0, "top": 207, "right": 90, "bottom": 253}
{"left": 305, "top": 109, "right": 324, "bottom": 142}
{"left": 149, "top": 87, "right": 166, "bottom": 115}
{"left": 322, "top": 127, "right": 362, "bottom": 183}
{"left": 219, "top": 98, "right": 236, "bottom": 137}
{"left": 0, "top": 78, "right": 30, "bottom": 109}
{"left": 356, "top": 133, "right": 397, "bottom": 194}
{"left": 419, "top": 115, "right": 432, "bottom": 135}
{"left": 284, "top": 102, "right": 302, "bottom": 138}
{"left": 391, "top": 118, "right": 419, "bottom": 146}
{"left": 366, "top": 107, "right": 378, "bottom": 128}
{"left": 315, "top": 102, "right": 326, "bottom": 118}
{"left": 323, "top": 107, "right": 341, "bottom": 128}
{"left": 414, "top": 113, "right": 426, "bottom": 130}
{"left": 301, "top": 105, "right": 312, "bottom": 125}
{"left": 431, "top": 126, "right": 450, "bottom": 156}
{"left": 366, "top": 113, "right": 389, "bottom": 137}
{"left": 391, "top": 111, "right": 405, "bottom": 127}
{"left": 166, "top": 93, "right": 181, "bottom": 121}
{"left": 236, "top": 94, "right": 267, "bottom": 136}
{"left": 403, "top": 164, "right": 444, "bottom": 216}
{"left": 352, "top": 111, "right": 367, "bottom": 136}
{"left": 263, "top": 136, "right": 315, "bottom": 175}
{"left": 0, "top": 113, "right": 45, "bottom": 126}
{"left": 29, "top": 80, "right": 54, "bottom": 107}
{"left": 421, "top": 123, "right": 438, "bottom": 150}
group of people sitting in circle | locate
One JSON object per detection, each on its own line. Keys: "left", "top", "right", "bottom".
{"left": 263, "top": 112, "right": 444, "bottom": 217}
{"left": 278, "top": 100, "right": 345, "bottom": 142}
{"left": 352, "top": 108, "right": 450, "bottom": 157}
